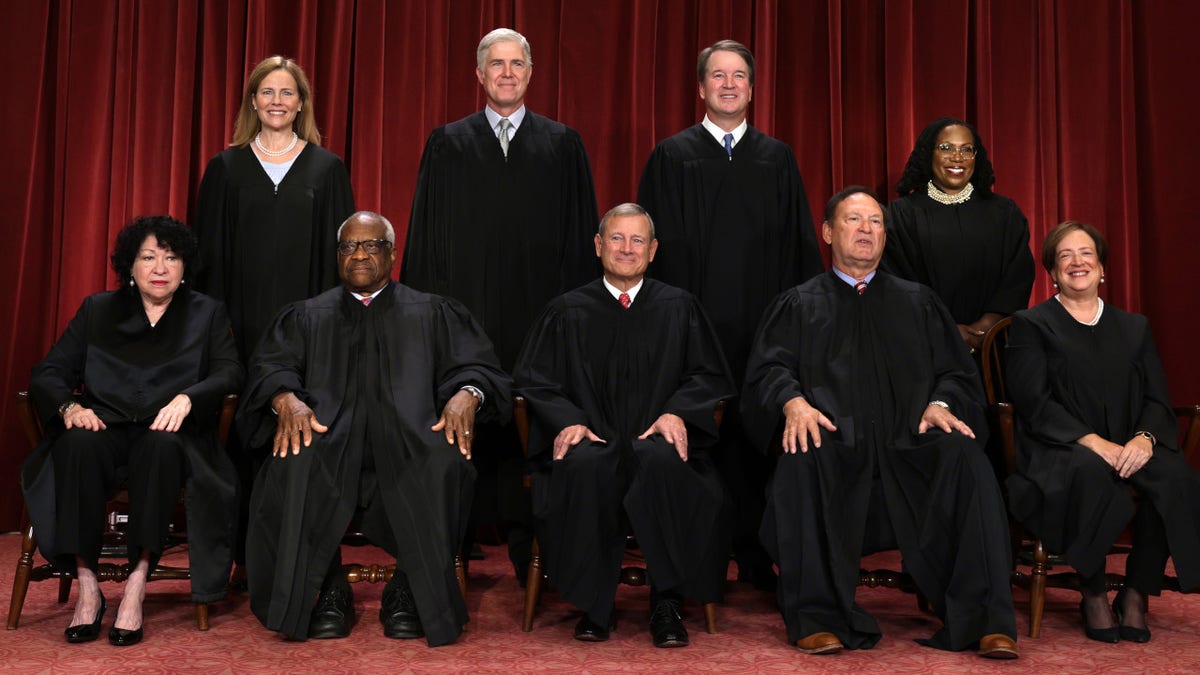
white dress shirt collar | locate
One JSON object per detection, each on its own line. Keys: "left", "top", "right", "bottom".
{"left": 602, "top": 276, "right": 644, "bottom": 305}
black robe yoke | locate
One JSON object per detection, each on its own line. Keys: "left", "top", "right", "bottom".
{"left": 194, "top": 144, "right": 355, "bottom": 361}
{"left": 21, "top": 288, "right": 243, "bottom": 602}
{"left": 402, "top": 110, "right": 599, "bottom": 371}
{"left": 742, "top": 271, "right": 1015, "bottom": 650}
{"left": 514, "top": 279, "right": 735, "bottom": 625}
{"left": 239, "top": 282, "right": 511, "bottom": 645}
{"left": 638, "top": 124, "right": 824, "bottom": 384}
{"left": 882, "top": 192, "right": 1034, "bottom": 325}
{"left": 1005, "top": 299, "right": 1200, "bottom": 589}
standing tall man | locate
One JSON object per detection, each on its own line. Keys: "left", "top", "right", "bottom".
{"left": 638, "top": 39, "right": 823, "bottom": 587}
{"left": 403, "top": 28, "right": 600, "bottom": 580}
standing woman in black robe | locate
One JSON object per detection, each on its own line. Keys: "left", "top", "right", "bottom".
{"left": 194, "top": 55, "right": 355, "bottom": 362}
{"left": 1005, "top": 221, "right": 1200, "bottom": 643}
{"left": 21, "top": 216, "right": 243, "bottom": 646}
{"left": 883, "top": 117, "right": 1034, "bottom": 355}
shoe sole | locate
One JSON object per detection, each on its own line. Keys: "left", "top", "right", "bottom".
{"left": 384, "top": 628, "right": 425, "bottom": 639}
{"left": 979, "top": 647, "right": 1019, "bottom": 659}
{"left": 654, "top": 638, "right": 689, "bottom": 648}
{"left": 797, "top": 643, "right": 843, "bottom": 655}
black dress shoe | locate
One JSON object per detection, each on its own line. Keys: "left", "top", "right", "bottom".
{"left": 380, "top": 573, "right": 424, "bottom": 639}
{"left": 1113, "top": 591, "right": 1151, "bottom": 643}
{"left": 649, "top": 599, "right": 689, "bottom": 648}
{"left": 64, "top": 595, "right": 106, "bottom": 644}
{"left": 309, "top": 583, "right": 355, "bottom": 639}
{"left": 108, "top": 625, "right": 143, "bottom": 647}
{"left": 573, "top": 614, "right": 615, "bottom": 642}
{"left": 1079, "top": 600, "right": 1119, "bottom": 643}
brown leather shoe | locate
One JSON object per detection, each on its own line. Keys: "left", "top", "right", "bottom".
{"left": 978, "top": 633, "right": 1019, "bottom": 659}
{"left": 795, "top": 631, "right": 843, "bottom": 655}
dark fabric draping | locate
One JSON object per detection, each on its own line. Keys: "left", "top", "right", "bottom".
{"left": 1, "top": 0, "right": 1198, "bottom": 529}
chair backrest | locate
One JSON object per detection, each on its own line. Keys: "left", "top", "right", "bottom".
{"left": 1176, "top": 405, "right": 1200, "bottom": 465}
{"left": 980, "top": 316, "right": 1014, "bottom": 406}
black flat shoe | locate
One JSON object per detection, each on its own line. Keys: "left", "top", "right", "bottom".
{"left": 1079, "top": 600, "right": 1119, "bottom": 643}
{"left": 649, "top": 599, "right": 689, "bottom": 648}
{"left": 380, "top": 573, "right": 424, "bottom": 639}
{"left": 573, "top": 614, "right": 615, "bottom": 642}
{"left": 64, "top": 595, "right": 106, "bottom": 644}
{"left": 108, "top": 625, "right": 143, "bottom": 647}
{"left": 308, "top": 583, "right": 355, "bottom": 639}
{"left": 1113, "top": 591, "right": 1151, "bottom": 643}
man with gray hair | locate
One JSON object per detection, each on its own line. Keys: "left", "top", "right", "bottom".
{"left": 514, "top": 203, "right": 734, "bottom": 647}
{"left": 637, "top": 39, "right": 824, "bottom": 591}
{"left": 241, "top": 211, "right": 511, "bottom": 646}
{"left": 402, "top": 27, "right": 599, "bottom": 582}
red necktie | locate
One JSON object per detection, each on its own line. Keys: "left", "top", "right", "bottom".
{"left": 854, "top": 280, "right": 867, "bottom": 295}
{"left": 619, "top": 292, "right": 631, "bottom": 308}
{"left": 361, "top": 296, "right": 373, "bottom": 306}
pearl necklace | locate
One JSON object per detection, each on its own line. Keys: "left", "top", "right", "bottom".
{"left": 926, "top": 180, "right": 973, "bottom": 205}
{"left": 255, "top": 131, "right": 298, "bottom": 157}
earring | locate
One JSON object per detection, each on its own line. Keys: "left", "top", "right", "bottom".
{"left": 1101, "top": 275, "right": 1106, "bottom": 284}
{"left": 180, "top": 278, "right": 186, "bottom": 285}
{"left": 1052, "top": 281, "right": 1058, "bottom": 289}
{"left": 129, "top": 279, "right": 135, "bottom": 287}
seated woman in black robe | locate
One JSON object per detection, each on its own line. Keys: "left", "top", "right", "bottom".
{"left": 21, "top": 216, "right": 243, "bottom": 646}
{"left": 883, "top": 116, "right": 1034, "bottom": 355}
{"left": 1006, "top": 221, "right": 1200, "bottom": 643}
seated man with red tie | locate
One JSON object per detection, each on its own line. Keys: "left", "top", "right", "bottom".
{"left": 514, "top": 203, "right": 735, "bottom": 648}
{"left": 741, "top": 187, "right": 1019, "bottom": 659}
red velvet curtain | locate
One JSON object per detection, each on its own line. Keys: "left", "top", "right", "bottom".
{"left": 2, "top": 0, "right": 1197, "bottom": 528}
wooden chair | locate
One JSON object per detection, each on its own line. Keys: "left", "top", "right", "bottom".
{"left": 516, "top": 396, "right": 720, "bottom": 634}
{"left": 7, "top": 392, "right": 239, "bottom": 631}
{"left": 980, "top": 316, "right": 1200, "bottom": 637}
{"left": 340, "top": 535, "right": 467, "bottom": 603}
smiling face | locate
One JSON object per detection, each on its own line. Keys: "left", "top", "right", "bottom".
{"left": 698, "top": 49, "right": 753, "bottom": 128}
{"left": 823, "top": 192, "right": 886, "bottom": 277}
{"left": 132, "top": 234, "right": 184, "bottom": 305}
{"left": 1052, "top": 228, "right": 1104, "bottom": 299}
{"left": 595, "top": 214, "right": 658, "bottom": 288}
{"left": 930, "top": 124, "right": 976, "bottom": 194}
{"left": 253, "top": 69, "right": 301, "bottom": 134}
{"left": 338, "top": 216, "right": 396, "bottom": 295}
{"left": 476, "top": 40, "right": 531, "bottom": 116}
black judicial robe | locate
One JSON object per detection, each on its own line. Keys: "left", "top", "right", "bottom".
{"left": 194, "top": 144, "right": 355, "bottom": 361}
{"left": 742, "top": 271, "right": 1015, "bottom": 650}
{"left": 514, "top": 278, "right": 735, "bottom": 624}
{"left": 21, "top": 288, "right": 243, "bottom": 602}
{"left": 637, "top": 124, "right": 824, "bottom": 384}
{"left": 883, "top": 192, "right": 1034, "bottom": 325}
{"left": 1005, "top": 299, "right": 1200, "bottom": 588}
{"left": 238, "top": 282, "right": 511, "bottom": 645}
{"left": 402, "top": 110, "right": 599, "bottom": 371}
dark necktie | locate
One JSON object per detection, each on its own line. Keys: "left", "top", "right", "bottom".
{"left": 498, "top": 118, "right": 512, "bottom": 158}
{"left": 723, "top": 133, "right": 734, "bottom": 159}
{"left": 855, "top": 280, "right": 867, "bottom": 295}
{"left": 619, "top": 292, "right": 631, "bottom": 309}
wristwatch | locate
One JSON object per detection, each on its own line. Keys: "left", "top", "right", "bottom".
{"left": 1133, "top": 430, "right": 1157, "bottom": 447}
{"left": 58, "top": 401, "right": 77, "bottom": 418}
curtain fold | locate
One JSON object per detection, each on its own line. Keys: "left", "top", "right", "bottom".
{"left": 1, "top": 0, "right": 1197, "bottom": 527}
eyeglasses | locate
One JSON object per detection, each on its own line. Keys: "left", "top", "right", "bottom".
{"left": 337, "top": 239, "right": 392, "bottom": 256}
{"left": 936, "top": 143, "right": 976, "bottom": 159}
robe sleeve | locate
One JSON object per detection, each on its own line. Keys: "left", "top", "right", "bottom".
{"left": 740, "top": 291, "right": 809, "bottom": 453}
{"left": 1005, "top": 312, "right": 1094, "bottom": 446}
{"left": 558, "top": 130, "right": 600, "bottom": 293}
{"left": 512, "top": 301, "right": 589, "bottom": 458}
{"left": 431, "top": 297, "right": 512, "bottom": 424}
{"left": 193, "top": 153, "right": 232, "bottom": 300}
{"left": 400, "top": 129, "right": 446, "bottom": 291}
{"left": 1131, "top": 320, "right": 1179, "bottom": 452}
{"left": 982, "top": 199, "right": 1035, "bottom": 316}
{"left": 782, "top": 146, "right": 824, "bottom": 284}
{"left": 881, "top": 200, "right": 922, "bottom": 283}
{"left": 180, "top": 300, "right": 245, "bottom": 424}
{"left": 310, "top": 155, "right": 355, "bottom": 296}
{"left": 236, "top": 304, "right": 311, "bottom": 448}
{"left": 29, "top": 296, "right": 92, "bottom": 426}
{"left": 921, "top": 291, "right": 988, "bottom": 435}
{"left": 637, "top": 143, "right": 690, "bottom": 285}
{"left": 662, "top": 297, "right": 736, "bottom": 443}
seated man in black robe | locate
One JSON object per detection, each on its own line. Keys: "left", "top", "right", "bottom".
{"left": 514, "top": 203, "right": 735, "bottom": 648}
{"left": 742, "top": 187, "right": 1018, "bottom": 659}
{"left": 239, "top": 211, "right": 511, "bottom": 646}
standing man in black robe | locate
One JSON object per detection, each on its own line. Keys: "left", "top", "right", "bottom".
{"left": 515, "top": 203, "right": 734, "bottom": 647}
{"left": 403, "top": 27, "right": 599, "bottom": 579}
{"left": 638, "top": 40, "right": 824, "bottom": 589}
{"left": 239, "top": 211, "right": 511, "bottom": 646}
{"left": 742, "top": 187, "right": 1018, "bottom": 659}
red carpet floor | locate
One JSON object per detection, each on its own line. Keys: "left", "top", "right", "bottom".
{"left": 2, "top": 533, "right": 1200, "bottom": 673}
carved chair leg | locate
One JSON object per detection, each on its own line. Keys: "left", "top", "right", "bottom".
{"left": 1029, "top": 540, "right": 1049, "bottom": 638}
{"left": 454, "top": 554, "right": 467, "bottom": 601}
{"left": 703, "top": 602, "right": 717, "bottom": 634}
{"left": 6, "top": 524, "right": 37, "bottom": 630}
{"left": 522, "top": 538, "right": 543, "bottom": 632}
{"left": 195, "top": 602, "right": 209, "bottom": 631}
